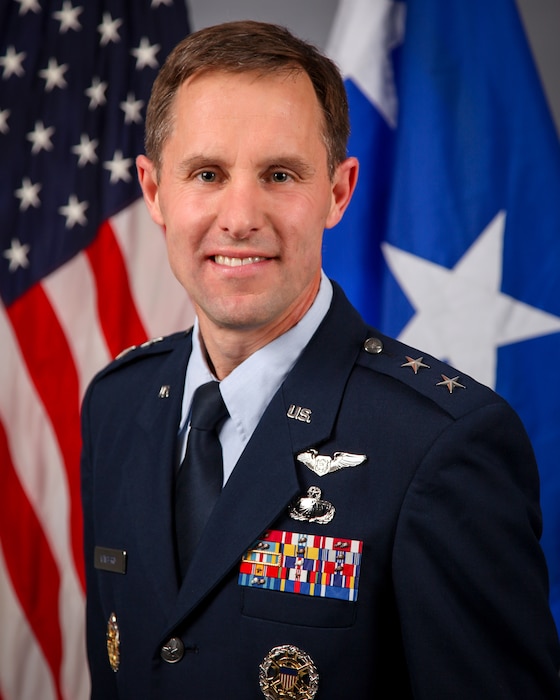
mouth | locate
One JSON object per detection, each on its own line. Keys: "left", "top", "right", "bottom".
{"left": 213, "top": 255, "right": 268, "bottom": 267}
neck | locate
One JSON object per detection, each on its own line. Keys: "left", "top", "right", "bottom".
{"left": 197, "top": 280, "right": 320, "bottom": 380}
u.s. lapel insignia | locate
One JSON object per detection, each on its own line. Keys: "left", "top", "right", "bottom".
{"left": 259, "top": 644, "right": 319, "bottom": 699}
{"left": 287, "top": 405, "right": 312, "bottom": 423}
{"left": 289, "top": 486, "right": 335, "bottom": 524}
{"left": 106, "top": 612, "right": 120, "bottom": 672}
{"left": 297, "top": 449, "right": 367, "bottom": 477}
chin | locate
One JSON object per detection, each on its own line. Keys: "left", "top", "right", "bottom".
{"left": 208, "top": 299, "right": 282, "bottom": 332}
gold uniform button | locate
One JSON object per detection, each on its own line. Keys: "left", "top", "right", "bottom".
{"left": 160, "top": 637, "right": 185, "bottom": 663}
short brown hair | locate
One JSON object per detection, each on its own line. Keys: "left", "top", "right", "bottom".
{"left": 144, "top": 20, "right": 349, "bottom": 178}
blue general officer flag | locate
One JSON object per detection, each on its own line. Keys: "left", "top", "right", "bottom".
{"left": 326, "top": 0, "right": 560, "bottom": 629}
{"left": 323, "top": 0, "right": 405, "bottom": 327}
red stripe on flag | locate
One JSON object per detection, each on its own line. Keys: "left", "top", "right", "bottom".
{"left": 7, "top": 285, "right": 85, "bottom": 590}
{"left": 0, "top": 420, "right": 63, "bottom": 700}
{"left": 86, "top": 219, "right": 149, "bottom": 357}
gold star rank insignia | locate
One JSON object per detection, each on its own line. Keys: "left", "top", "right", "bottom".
{"left": 401, "top": 356, "right": 430, "bottom": 374}
{"left": 436, "top": 374, "right": 466, "bottom": 393}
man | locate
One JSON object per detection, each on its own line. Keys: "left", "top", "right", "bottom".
{"left": 81, "top": 20, "right": 560, "bottom": 699}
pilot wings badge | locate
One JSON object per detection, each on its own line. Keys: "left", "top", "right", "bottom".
{"left": 296, "top": 449, "right": 367, "bottom": 477}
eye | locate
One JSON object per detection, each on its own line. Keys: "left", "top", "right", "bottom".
{"left": 271, "top": 171, "right": 290, "bottom": 183}
{"left": 197, "top": 170, "right": 217, "bottom": 183}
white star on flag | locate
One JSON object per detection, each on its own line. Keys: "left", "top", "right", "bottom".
{"left": 3, "top": 238, "right": 31, "bottom": 271}
{"left": 131, "top": 37, "right": 160, "bottom": 70}
{"left": 85, "top": 77, "right": 107, "bottom": 109}
{"left": 103, "top": 150, "right": 133, "bottom": 183}
{"left": 15, "top": 0, "right": 41, "bottom": 15}
{"left": 26, "top": 120, "right": 55, "bottom": 154}
{"left": 15, "top": 178, "right": 42, "bottom": 211}
{"left": 58, "top": 194, "right": 89, "bottom": 228}
{"left": 71, "top": 134, "right": 99, "bottom": 167}
{"left": 98, "top": 12, "right": 122, "bottom": 47}
{"left": 39, "top": 58, "right": 69, "bottom": 92}
{"left": 120, "top": 93, "right": 144, "bottom": 125}
{"left": 382, "top": 210, "right": 560, "bottom": 388}
{"left": 326, "top": 0, "right": 406, "bottom": 127}
{"left": 0, "top": 108, "right": 10, "bottom": 134}
{"left": 0, "top": 46, "right": 26, "bottom": 79}
{"left": 53, "top": 2, "right": 84, "bottom": 34}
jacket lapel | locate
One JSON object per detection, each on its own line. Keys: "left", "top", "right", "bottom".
{"left": 127, "top": 334, "right": 191, "bottom": 613}
{"left": 166, "top": 389, "right": 299, "bottom": 633}
{"left": 163, "top": 285, "right": 368, "bottom": 634}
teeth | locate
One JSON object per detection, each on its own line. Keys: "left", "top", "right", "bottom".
{"left": 214, "top": 255, "right": 266, "bottom": 267}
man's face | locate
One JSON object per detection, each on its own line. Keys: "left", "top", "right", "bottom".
{"left": 138, "top": 69, "right": 357, "bottom": 342}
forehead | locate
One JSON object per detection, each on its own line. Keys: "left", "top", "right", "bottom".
{"left": 169, "top": 68, "right": 326, "bottom": 143}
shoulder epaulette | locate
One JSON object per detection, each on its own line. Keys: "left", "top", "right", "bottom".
{"left": 94, "top": 329, "right": 191, "bottom": 381}
{"left": 356, "top": 330, "right": 502, "bottom": 420}
{"left": 115, "top": 336, "right": 165, "bottom": 360}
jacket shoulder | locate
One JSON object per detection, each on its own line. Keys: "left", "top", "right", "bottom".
{"left": 91, "top": 329, "right": 191, "bottom": 384}
{"left": 355, "top": 330, "right": 506, "bottom": 420}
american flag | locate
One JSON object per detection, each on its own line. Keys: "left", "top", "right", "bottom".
{"left": 0, "top": 1, "right": 192, "bottom": 698}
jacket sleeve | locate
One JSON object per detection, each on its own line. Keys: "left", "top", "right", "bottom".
{"left": 393, "top": 400, "right": 560, "bottom": 698}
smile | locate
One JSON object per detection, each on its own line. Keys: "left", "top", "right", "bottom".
{"left": 214, "top": 255, "right": 267, "bottom": 267}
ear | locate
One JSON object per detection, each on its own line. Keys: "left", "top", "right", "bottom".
{"left": 325, "top": 156, "right": 359, "bottom": 229}
{"left": 136, "top": 155, "right": 165, "bottom": 227}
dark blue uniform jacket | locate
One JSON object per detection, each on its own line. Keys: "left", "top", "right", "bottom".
{"left": 81, "top": 283, "right": 560, "bottom": 699}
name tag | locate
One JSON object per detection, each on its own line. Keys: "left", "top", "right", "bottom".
{"left": 94, "top": 546, "right": 127, "bottom": 574}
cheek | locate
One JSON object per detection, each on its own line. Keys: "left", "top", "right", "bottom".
{"left": 162, "top": 220, "right": 197, "bottom": 280}
{"left": 281, "top": 196, "right": 329, "bottom": 252}
{"left": 160, "top": 184, "right": 211, "bottom": 227}
{"left": 161, "top": 197, "right": 205, "bottom": 253}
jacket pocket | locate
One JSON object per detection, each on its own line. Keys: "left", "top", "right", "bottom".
{"left": 241, "top": 587, "right": 356, "bottom": 628}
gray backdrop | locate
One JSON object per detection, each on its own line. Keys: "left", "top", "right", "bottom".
{"left": 187, "top": 0, "right": 560, "bottom": 137}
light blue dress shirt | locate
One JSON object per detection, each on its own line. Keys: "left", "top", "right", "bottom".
{"left": 178, "top": 272, "right": 333, "bottom": 484}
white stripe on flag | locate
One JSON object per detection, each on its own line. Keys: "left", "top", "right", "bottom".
{"left": 111, "top": 200, "right": 195, "bottom": 339}
{"left": 0, "top": 545, "right": 58, "bottom": 700}
{"left": 0, "top": 305, "right": 88, "bottom": 699}
{"left": 43, "top": 253, "right": 112, "bottom": 402}
{"left": 59, "top": 578, "right": 89, "bottom": 700}
{"left": 0, "top": 305, "right": 76, "bottom": 573}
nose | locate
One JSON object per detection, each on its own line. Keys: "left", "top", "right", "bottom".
{"left": 216, "top": 175, "right": 265, "bottom": 238}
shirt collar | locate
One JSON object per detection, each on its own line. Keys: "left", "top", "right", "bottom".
{"left": 180, "top": 272, "right": 333, "bottom": 437}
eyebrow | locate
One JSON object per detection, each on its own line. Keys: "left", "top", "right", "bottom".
{"left": 264, "top": 157, "right": 317, "bottom": 178}
{"left": 177, "top": 154, "right": 317, "bottom": 178}
{"left": 177, "top": 155, "right": 219, "bottom": 177}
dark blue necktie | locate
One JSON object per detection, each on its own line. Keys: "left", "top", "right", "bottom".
{"left": 175, "top": 381, "right": 228, "bottom": 581}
